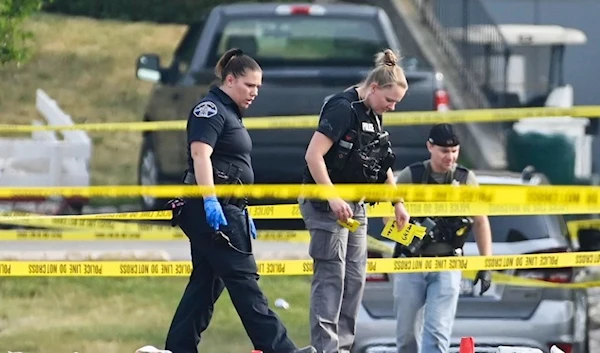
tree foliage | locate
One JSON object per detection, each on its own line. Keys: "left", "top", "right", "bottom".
{"left": 0, "top": 0, "right": 48, "bottom": 65}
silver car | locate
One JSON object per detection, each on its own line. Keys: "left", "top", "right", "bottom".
{"left": 353, "top": 168, "right": 592, "bottom": 353}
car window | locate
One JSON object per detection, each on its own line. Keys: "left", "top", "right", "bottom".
{"left": 465, "top": 215, "right": 551, "bottom": 242}
{"left": 172, "top": 21, "right": 204, "bottom": 73}
{"left": 546, "top": 213, "right": 570, "bottom": 242}
{"left": 208, "top": 16, "right": 388, "bottom": 68}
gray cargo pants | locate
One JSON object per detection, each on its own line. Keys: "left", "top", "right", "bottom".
{"left": 299, "top": 198, "right": 368, "bottom": 353}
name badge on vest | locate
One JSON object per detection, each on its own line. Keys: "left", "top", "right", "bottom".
{"left": 361, "top": 122, "right": 375, "bottom": 133}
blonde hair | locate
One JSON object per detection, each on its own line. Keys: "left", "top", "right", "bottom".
{"left": 361, "top": 49, "right": 408, "bottom": 89}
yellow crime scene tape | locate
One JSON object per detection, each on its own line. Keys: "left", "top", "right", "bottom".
{"left": 0, "top": 225, "right": 393, "bottom": 264}
{"left": 564, "top": 219, "right": 600, "bottom": 246}
{"left": 0, "top": 106, "right": 599, "bottom": 133}
{"left": 0, "top": 210, "right": 174, "bottom": 221}
{"left": 567, "top": 219, "right": 600, "bottom": 237}
{"left": 0, "top": 227, "right": 312, "bottom": 242}
{"left": 0, "top": 210, "right": 311, "bottom": 242}
{"left": 460, "top": 270, "right": 600, "bottom": 290}
{"left": 2, "top": 200, "right": 600, "bottom": 225}
{"left": 1, "top": 258, "right": 598, "bottom": 290}
{"left": 0, "top": 209, "right": 310, "bottom": 242}
{"left": 0, "top": 201, "right": 599, "bottom": 244}
{"left": 0, "top": 183, "right": 599, "bottom": 206}
{"left": 0, "top": 228, "right": 181, "bottom": 241}
{"left": 1, "top": 251, "right": 600, "bottom": 277}
{"left": 0, "top": 211, "right": 175, "bottom": 233}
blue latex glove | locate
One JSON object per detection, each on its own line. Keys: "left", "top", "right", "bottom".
{"left": 246, "top": 209, "right": 257, "bottom": 239}
{"left": 203, "top": 196, "right": 228, "bottom": 230}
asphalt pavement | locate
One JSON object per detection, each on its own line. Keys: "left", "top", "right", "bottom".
{"left": 0, "top": 239, "right": 310, "bottom": 261}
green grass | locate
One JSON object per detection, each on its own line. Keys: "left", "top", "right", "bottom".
{"left": 0, "top": 276, "right": 312, "bottom": 353}
{"left": 0, "top": 13, "right": 186, "bottom": 186}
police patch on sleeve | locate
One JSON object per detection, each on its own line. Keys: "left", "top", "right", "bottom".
{"left": 193, "top": 101, "right": 218, "bottom": 118}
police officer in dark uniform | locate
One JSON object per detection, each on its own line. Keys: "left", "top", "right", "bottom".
{"left": 392, "top": 123, "right": 493, "bottom": 353}
{"left": 164, "top": 48, "right": 316, "bottom": 353}
{"left": 299, "top": 49, "right": 411, "bottom": 353}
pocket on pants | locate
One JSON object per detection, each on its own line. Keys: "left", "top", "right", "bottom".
{"left": 309, "top": 228, "right": 344, "bottom": 261}
{"left": 220, "top": 206, "right": 251, "bottom": 254}
{"left": 300, "top": 199, "right": 345, "bottom": 261}
{"left": 299, "top": 199, "right": 339, "bottom": 233}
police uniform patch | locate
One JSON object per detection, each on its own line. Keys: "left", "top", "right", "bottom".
{"left": 319, "top": 119, "right": 333, "bottom": 132}
{"left": 361, "top": 122, "right": 375, "bottom": 132}
{"left": 193, "top": 101, "right": 218, "bottom": 118}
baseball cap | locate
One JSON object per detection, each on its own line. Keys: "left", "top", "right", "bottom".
{"left": 428, "top": 123, "right": 460, "bottom": 147}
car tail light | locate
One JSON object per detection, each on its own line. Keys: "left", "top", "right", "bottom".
{"left": 366, "top": 273, "right": 389, "bottom": 282}
{"left": 435, "top": 89, "right": 449, "bottom": 111}
{"left": 366, "top": 250, "right": 389, "bottom": 282}
{"left": 515, "top": 247, "right": 574, "bottom": 284}
{"left": 275, "top": 5, "right": 326, "bottom": 16}
{"left": 516, "top": 268, "right": 574, "bottom": 283}
{"left": 548, "top": 343, "right": 572, "bottom": 353}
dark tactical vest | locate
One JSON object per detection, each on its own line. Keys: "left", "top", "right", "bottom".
{"left": 323, "top": 89, "right": 395, "bottom": 185}
{"left": 393, "top": 161, "right": 472, "bottom": 258}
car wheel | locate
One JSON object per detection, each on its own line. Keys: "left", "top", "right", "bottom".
{"left": 138, "top": 135, "right": 165, "bottom": 211}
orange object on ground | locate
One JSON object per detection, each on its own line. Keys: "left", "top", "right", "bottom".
{"left": 459, "top": 336, "right": 475, "bottom": 353}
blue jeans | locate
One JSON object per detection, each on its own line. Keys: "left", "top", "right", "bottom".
{"left": 392, "top": 271, "right": 462, "bottom": 353}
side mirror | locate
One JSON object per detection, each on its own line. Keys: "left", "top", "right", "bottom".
{"left": 576, "top": 228, "right": 600, "bottom": 252}
{"left": 136, "top": 54, "right": 162, "bottom": 83}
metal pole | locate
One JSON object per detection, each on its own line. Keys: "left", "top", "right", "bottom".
{"left": 533, "top": 0, "right": 540, "bottom": 25}
{"left": 462, "top": 0, "right": 469, "bottom": 91}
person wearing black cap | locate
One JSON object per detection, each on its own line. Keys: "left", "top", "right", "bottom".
{"left": 391, "top": 123, "right": 492, "bottom": 353}
{"left": 163, "top": 48, "right": 316, "bottom": 353}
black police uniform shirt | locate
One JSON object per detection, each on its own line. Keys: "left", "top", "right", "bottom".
{"left": 186, "top": 86, "right": 254, "bottom": 185}
{"left": 302, "top": 87, "right": 381, "bottom": 184}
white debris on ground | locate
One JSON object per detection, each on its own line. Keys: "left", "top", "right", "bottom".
{"left": 275, "top": 298, "right": 290, "bottom": 310}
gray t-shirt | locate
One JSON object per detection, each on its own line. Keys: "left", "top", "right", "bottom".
{"left": 395, "top": 159, "right": 478, "bottom": 185}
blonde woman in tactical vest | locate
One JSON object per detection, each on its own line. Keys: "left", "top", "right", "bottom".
{"left": 299, "top": 49, "right": 411, "bottom": 353}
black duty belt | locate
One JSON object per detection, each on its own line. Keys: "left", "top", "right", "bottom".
{"left": 182, "top": 171, "right": 247, "bottom": 209}
{"left": 394, "top": 241, "right": 458, "bottom": 258}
